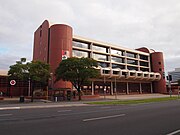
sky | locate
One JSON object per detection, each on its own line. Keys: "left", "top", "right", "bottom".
{"left": 0, "top": 0, "right": 180, "bottom": 73}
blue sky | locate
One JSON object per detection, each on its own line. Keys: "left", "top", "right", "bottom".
{"left": 0, "top": 0, "right": 180, "bottom": 72}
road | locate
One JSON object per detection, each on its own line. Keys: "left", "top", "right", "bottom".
{"left": 0, "top": 100, "right": 180, "bottom": 135}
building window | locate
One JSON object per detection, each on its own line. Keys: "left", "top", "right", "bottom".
{"left": 111, "top": 56, "right": 124, "bottom": 63}
{"left": 127, "top": 66, "right": 138, "bottom": 71}
{"left": 93, "top": 53, "right": 107, "bottom": 61}
{"left": 140, "top": 61, "right": 149, "bottom": 67}
{"left": 72, "top": 50, "right": 88, "bottom": 57}
{"left": 72, "top": 41, "right": 89, "bottom": 49}
{"left": 140, "top": 55, "right": 148, "bottom": 60}
{"left": 112, "top": 64, "right": 125, "bottom": 69}
{"left": 159, "top": 68, "right": 162, "bottom": 71}
{"left": 98, "top": 62, "right": 109, "bottom": 68}
{"left": 126, "top": 52, "right": 137, "bottom": 58}
{"left": 158, "top": 62, "right": 161, "bottom": 65}
{"left": 127, "top": 59, "right": 138, "bottom": 65}
{"left": 111, "top": 49, "right": 124, "bottom": 56}
{"left": 92, "top": 45, "right": 107, "bottom": 53}
{"left": 140, "top": 68, "right": 149, "bottom": 72}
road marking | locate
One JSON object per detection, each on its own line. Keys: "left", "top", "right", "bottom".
{"left": 83, "top": 114, "right": 125, "bottom": 122}
{"left": 0, "top": 107, "right": 20, "bottom": 110}
{"left": 167, "top": 129, "right": 180, "bottom": 135}
{"left": 57, "top": 110, "right": 72, "bottom": 113}
{"left": 0, "top": 114, "right": 13, "bottom": 117}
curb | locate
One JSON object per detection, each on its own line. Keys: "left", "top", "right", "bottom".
{"left": 0, "top": 104, "right": 89, "bottom": 110}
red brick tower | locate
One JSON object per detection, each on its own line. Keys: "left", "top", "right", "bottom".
{"left": 33, "top": 20, "right": 73, "bottom": 90}
{"left": 49, "top": 24, "right": 72, "bottom": 89}
{"left": 151, "top": 52, "right": 166, "bottom": 93}
{"left": 136, "top": 47, "right": 166, "bottom": 93}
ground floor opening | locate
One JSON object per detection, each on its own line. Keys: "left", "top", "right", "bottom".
{"left": 81, "top": 80, "right": 153, "bottom": 96}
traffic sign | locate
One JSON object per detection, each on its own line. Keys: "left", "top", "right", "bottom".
{"left": 10, "top": 80, "right": 16, "bottom": 86}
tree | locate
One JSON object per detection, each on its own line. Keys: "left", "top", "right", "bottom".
{"left": 55, "top": 57, "right": 99, "bottom": 100}
{"left": 8, "top": 58, "right": 50, "bottom": 102}
{"left": 8, "top": 58, "right": 28, "bottom": 80}
{"left": 27, "top": 61, "right": 50, "bottom": 102}
{"left": 8, "top": 58, "right": 29, "bottom": 97}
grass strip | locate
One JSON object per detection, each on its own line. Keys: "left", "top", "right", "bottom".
{"left": 87, "top": 97, "right": 179, "bottom": 105}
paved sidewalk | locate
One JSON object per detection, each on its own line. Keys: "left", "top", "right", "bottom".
{"left": 0, "top": 94, "right": 173, "bottom": 110}
{"left": 0, "top": 98, "right": 90, "bottom": 110}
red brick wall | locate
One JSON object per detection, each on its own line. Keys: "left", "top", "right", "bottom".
{"left": 49, "top": 24, "right": 73, "bottom": 89}
{"left": 33, "top": 20, "right": 49, "bottom": 63}
{"left": 151, "top": 52, "right": 166, "bottom": 93}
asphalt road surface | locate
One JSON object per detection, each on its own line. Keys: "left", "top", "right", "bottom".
{"left": 0, "top": 100, "right": 180, "bottom": 135}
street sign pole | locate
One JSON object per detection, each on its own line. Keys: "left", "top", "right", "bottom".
{"left": 167, "top": 74, "right": 172, "bottom": 97}
{"left": 10, "top": 80, "right": 16, "bottom": 98}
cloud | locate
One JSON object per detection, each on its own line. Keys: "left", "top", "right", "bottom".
{"left": 0, "top": 0, "right": 180, "bottom": 72}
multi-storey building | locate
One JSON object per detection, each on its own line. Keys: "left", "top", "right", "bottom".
{"left": 33, "top": 20, "right": 167, "bottom": 95}
{"left": 168, "top": 68, "right": 180, "bottom": 82}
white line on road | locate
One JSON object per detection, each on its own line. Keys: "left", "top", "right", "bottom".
{"left": 0, "top": 114, "right": 13, "bottom": 117}
{"left": 83, "top": 114, "right": 125, "bottom": 122}
{"left": 167, "top": 129, "right": 180, "bottom": 135}
{"left": 0, "top": 107, "right": 20, "bottom": 110}
{"left": 57, "top": 110, "right": 72, "bottom": 113}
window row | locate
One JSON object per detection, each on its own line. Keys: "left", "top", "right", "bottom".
{"left": 73, "top": 50, "right": 149, "bottom": 67}
{"left": 73, "top": 41, "right": 149, "bottom": 60}
{"left": 98, "top": 62, "right": 149, "bottom": 71}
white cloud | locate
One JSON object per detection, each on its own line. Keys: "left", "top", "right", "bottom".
{"left": 0, "top": 0, "right": 180, "bottom": 72}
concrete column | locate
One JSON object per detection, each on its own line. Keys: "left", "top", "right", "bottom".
{"left": 90, "top": 43, "right": 93, "bottom": 58}
{"left": 111, "top": 81, "right": 113, "bottom": 95}
{"left": 140, "top": 83, "right": 142, "bottom": 94}
{"left": 91, "top": 81, "right": 94, "bottom": 95}
{"left": 124, "top": 51, "right": 127, "bottom": 70}
{"left": 137, "top": 54, "right": 140, "bottom": 71}
{"left": 126, "top": 82, "right": 129, "bottom": 94}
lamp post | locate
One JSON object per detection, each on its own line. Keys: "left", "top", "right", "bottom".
{"left": 50, "top": 73, "right": 53, "bottom": 89}
{"left": 114, "top": 77, "right": 117, "bottom": 99}
{"left": 103, "top": 60, "right": 106, "bottom": 99}
{"left": 28, "top": 77, "right": 31, "bottom": 97}
{"left": 167, "top": 74, "right": 172, "bottom": 97}
{"left": 47, "top": 72, "right": 53, "bottom": 101}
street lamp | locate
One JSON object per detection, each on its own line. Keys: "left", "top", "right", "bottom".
{"left": 50, "top": 73, "right": 53, "bottom": 89}
{"left": 167, "top": 74, "right": 172, "bottom": 97}
{"left": 114, "top": 77, "right": 117, "bottom": 99}
{"left": 28, "top": 77, "right": 31, "bottom": 97}
{"left": 103, "top": 60, "right": 106, "bottom": 99}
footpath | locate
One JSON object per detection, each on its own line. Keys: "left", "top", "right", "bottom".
{"left": 0, "top": 94, "right": 172, "bottom": 110}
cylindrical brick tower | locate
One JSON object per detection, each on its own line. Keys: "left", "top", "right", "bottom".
{"left": 151, "top": 52, "right": 166, "bottom": 93}
{"left": 49, "top": 24, "right": 73, "bottom": 89}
